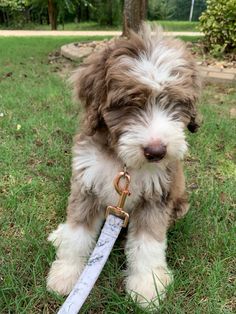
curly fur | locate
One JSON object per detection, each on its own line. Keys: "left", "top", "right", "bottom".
{"left": 47, "top": 24, "right": 201, "bottom": 309}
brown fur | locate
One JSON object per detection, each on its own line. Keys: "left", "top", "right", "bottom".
{"left": 128, "top": 160, "right": 188, "bottom": 241}
{"left": 68, "top": 26, "right": 200, "bottom": 233}
{"left": 68, "top": 28, "right": 200, "bottom": 232}
{"left": 71, "top": 27, "right": 200, "bottom": 140}
{"left": 47, "top": 25, "right": 201, "bottom": 302}
{"left": 66, "top": 174, "right": 102, "bottom": 229}
{"left": 71, "top": 30, "right": 152, "bottom": 136}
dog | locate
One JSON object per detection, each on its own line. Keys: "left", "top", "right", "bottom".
{"left": 47, "top": 24, "right": 201, "bottom": 308}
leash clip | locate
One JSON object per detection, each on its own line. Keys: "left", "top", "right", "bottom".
{"left": 105, "top": 171, "right": 131, "bottom": 227}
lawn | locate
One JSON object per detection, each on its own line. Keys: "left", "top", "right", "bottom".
{"left": 0, "top": 20, "right": 199, "bottom": 32}
{"left": 0, "top": 37, "right": 235, "bottom": 314}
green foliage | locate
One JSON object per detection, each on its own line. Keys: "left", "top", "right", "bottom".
{"left": 0, "top": 0, "right": 30, "bottom": 28}
{"left": 0, "top": 0, "right": 29, "bottom": 9}
{"left": 148, "top": 0, "right": 206, "bottom": 21}
{"left": 148, "top": 0, "right": 176, "bottom": 20}
{"left": 96, "top": 0, "right": 122, "bottom": 26}
{"left": 199, "top": 0, "right": 236, "bottom": 53}
{"left": 172, "top": 0, "right": 206, "bottom": 21}
{"left": 0, "top": 0, "right": 122, "bottom": 28}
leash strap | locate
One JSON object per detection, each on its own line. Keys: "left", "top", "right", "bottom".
{"left": 57, "top": 214, "right": 124, "bottom": 314}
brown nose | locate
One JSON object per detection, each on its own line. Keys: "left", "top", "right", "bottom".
{"left": 143, "top": 143, "right": 167, "bottom": 162}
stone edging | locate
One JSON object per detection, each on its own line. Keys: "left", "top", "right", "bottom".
{"left": 198, "top": 66, "right": 236, "bottom": 84}
{"left": 61, "top": 43, "right": 236, "bottom": 84}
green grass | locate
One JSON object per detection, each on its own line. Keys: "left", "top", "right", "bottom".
{"left": 0, "top": 20, "right": 199, "bottom": 32}
{"left": 0, "top": 37, "right": 235, "bottom": 313}
{"left": 156, "top": 20, "right": 199, "bottom": 32}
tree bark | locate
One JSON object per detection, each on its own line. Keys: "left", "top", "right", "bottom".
{"left": 48, "top": 0, "right": 58, "bottom": 30}
{"left": 77, "top": 4, "right": 81, "bottom": 23}
{"left": 122, "top": 0, "right": 148, "bottom": 36}
{"left": 0, "top": 10, "right": 4, "bottom": 24}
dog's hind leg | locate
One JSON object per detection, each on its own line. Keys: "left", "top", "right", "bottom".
{"left": 47, "top": 179, "right": 103, "bottom": 296}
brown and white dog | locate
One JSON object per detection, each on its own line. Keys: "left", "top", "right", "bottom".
{"left": 47, "top": 24, "right": 201, "bottom": 308}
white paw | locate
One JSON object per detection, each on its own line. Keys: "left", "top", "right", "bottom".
{"left": 48, "top": 224, "right": 65, "bottom": 248}
{"left": 126, "top": 267, "right": 173, "bottom": 308}
{"left": 47, "top": 259, "right": 83, "bottom": 296}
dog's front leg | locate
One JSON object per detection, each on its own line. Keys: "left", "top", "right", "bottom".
{"left": 47, "top": 185, "right": 103, "bottom": 295}
{"left": 125, "top": 204, "right": 173, "bottom": 308}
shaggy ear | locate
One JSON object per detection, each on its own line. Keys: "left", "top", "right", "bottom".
{"left": 187, "top": 115, "right": 200, "bottom": 133}
{"left": 187, "top": 103, "right": 201, "bottom": 133}
{"left": 70, "top": 49, "right": 110, "bottom": 135}
{"left": 187, "top": 73, "right": 202, "bottom": 133}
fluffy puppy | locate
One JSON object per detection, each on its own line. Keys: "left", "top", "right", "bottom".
{"left": 47, "top": 24, "right": 201, "bottom": 308}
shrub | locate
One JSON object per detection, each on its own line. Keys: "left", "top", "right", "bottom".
{"left": 199, "top": 0, "right": 236, "bottom": 54}
{"left": 148, "top": 0, "right": 176, "bottom": 20}
{"left": 95, "top": 0, "right": 122, "bottom": 26}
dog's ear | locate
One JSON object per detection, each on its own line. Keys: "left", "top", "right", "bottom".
{"left": 70, "top": 49, "right": 110, "bottom": 136}
{"left": 187, "top": 115, "right": 200, "bottom": 133}
{"left": 187, "top": 104, "right": 201, "bottom": 133}
{"left": 187, "top": 72, "right": 202, "bottom": 133}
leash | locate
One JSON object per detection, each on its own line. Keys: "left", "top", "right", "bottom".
{"left": 58, "top": 171, "right": 131, "bottom": 314}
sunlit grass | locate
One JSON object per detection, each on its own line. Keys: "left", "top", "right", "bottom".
{"left": 0, "top": 37, "right": 235, "bottom": 313}
{"left": 0, "top": 20, "right": 199, "bottom": 32}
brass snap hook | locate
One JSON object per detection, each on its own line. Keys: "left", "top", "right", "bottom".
{"left": 105, "top": 170, "right": 131, "bottom": 227}
{"left": 114, "top": 171, "right": 131, "bottom": 196}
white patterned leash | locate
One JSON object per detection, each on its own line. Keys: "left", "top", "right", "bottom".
{"left": 57, "top": 171, "right": 131, "bottom": 314}
{"left": 58, "top": 215, "right": 123, "bottom": 314}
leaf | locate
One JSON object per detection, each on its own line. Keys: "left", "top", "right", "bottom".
{"left": 5, "top": 72, "right": 13, "bottom": 77}
{"left": 220, "top": 192, "right": 227, "bottom": 204}
{"left": 229, "top": 108, "right": 236, "bottom": 119}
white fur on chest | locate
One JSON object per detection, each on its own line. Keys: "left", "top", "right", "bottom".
{"left": 73, "top": 141, "right": 170, "bottom": 211}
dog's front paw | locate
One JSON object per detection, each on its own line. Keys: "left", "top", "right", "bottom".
{"left": 47, "top": 259, "right": 83, "bottom": 295}
{"left": 126, "top": 267, "right": 173, "bottom": 308}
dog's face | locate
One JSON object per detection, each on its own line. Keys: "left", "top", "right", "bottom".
{"left": 104, "top": 102, "right": 188, "bottom": 169}
{"left": 72, "top": 26, "right": 201, "bottom": 169}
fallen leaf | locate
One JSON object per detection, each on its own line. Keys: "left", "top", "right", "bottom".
{"left": 5, "top": 72, "right": 13, "bottom": 77}
{"left": 225, "top": 152, "right": 234, "bottom": 160}
{"left": 230, "top": 108, "right": 236, "bottom": 119}
{"left": 220, "top": 192, "right": 227, "bottom": 203}
{"left": 46, "top": 159, "right": 55, "bottom": 166}
{"left": 35, "top": 139, "right": 43, "bottom": 147}
{"left": 188, "top": 183, "right": 199, "bottom": 190}
{"left": 216, "top": 142, "right": 225, "bottom": 151}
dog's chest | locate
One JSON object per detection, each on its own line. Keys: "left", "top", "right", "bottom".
{"left": 73, "top": 144, "right": 169, "bottom": 211}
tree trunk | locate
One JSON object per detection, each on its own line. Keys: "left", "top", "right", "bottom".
{"left": 48, "top": 0, "right": 58, "bottom": 30}
{"left": 0, "top": 10, "right": 4, "bottom": 24}
{"left": 122, "top": 0, "right": 147, "bottom": 36}
{"left": 77, "top": 4, "right": 81, "bottom": 23}
{"left": 85, "top": 4, "right": 89, "bottom": 21}
{"left": 5, "top": 10, "right": 9, "bottom": 27}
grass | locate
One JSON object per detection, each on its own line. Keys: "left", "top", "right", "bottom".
{"left": 0, "top": 20, "right": 199, "bottom": 32}
{"left": 156, "top": 20, "right": 199, "bottom": 32}
{"left": 0, "top": 37, "right": 235, "bottom": 313}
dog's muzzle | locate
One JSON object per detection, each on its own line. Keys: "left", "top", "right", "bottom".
{"left": 143, "top": 141, "right": 167, "bottom": 162}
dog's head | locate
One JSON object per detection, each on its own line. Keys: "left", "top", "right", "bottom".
{"left": 71, "top": 24, "right": 201, "bottom": 169}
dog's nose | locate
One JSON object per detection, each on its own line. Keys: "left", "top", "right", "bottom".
{"left": 143, "top": 142, "right": 167, "bottom": 162}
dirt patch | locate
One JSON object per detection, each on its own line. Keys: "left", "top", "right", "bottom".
{"left": 48, "top": 50, "right": 78, "bottom": 78}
